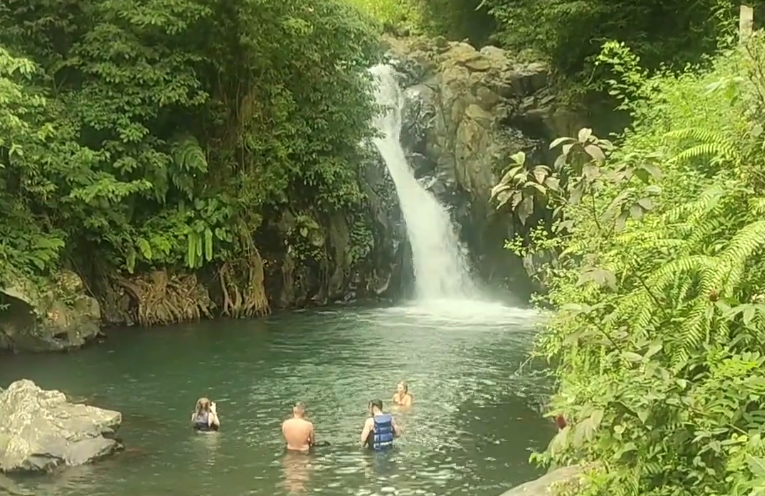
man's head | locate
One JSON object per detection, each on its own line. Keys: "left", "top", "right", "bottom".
{"left": 369, "top": 399, "right": 383, "bottom": 414}
{"left": 293, "top": 402, "right": 306, "bottom": 418}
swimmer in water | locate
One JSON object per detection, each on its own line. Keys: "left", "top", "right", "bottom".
{"left": 361, "top": 399, "right": 401, "bottom": 450}
{"left": 392, "top": 381, "right": 413, "bottom": 407}
{"left": 282, "top": 402, "right": 315, "bottom": 452}
{"left": 191, "top": 397, "right": 220, "bottom": 432}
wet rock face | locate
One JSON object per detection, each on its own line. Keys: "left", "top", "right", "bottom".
{"left": 0, "top": 270, "right": 102, "bottom": 353}
{"left": 258, "top": 148, "right": 412, "bottom": 311}
{"left": 0, "top": 379, "right": 123, "bottom": 473}
{"left": 384, "top": 36, "right": 584, "bottom": 296}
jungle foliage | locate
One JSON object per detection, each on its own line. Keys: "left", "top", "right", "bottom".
{"left": 493, "top": 31, "right": 765, "bottom": 495}
{"left": 0, "top": 0, "right": 382, "bottom": 323}
{"left": 357, "top": 0, "right": 765, "bottom": 105}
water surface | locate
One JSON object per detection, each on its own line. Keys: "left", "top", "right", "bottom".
{"left": 0, "top": 302, "right": 552, "bottom": 496}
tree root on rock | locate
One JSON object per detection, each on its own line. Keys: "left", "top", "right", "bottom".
{"left": 217, "top": 249, "right": 270, "bottom": 318}
{"left": 116, "top": 270, "right": 213, "bottom": 327}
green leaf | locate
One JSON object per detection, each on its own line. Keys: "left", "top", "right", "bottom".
{"left": 577, "top": 128, "right": 593, "bottom": 143}
{"left": 549, "top": 136, "right": 574, "bottom": 149}
{"left": 622, "top": 352, "right": 643, "bottom": 362}
{"left": 748, "top": 455, "right": 765, "bottom": 476}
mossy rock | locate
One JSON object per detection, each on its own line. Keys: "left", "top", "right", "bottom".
{"left": 0, "top": 270, "right": 101, "bottom": 352}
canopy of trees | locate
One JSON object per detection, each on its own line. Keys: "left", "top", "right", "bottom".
{"left": 0, "top": 0, "right": 383, "bottom": 318}
{"left": 353, "top": 0, "right": 765, "bottom": 103}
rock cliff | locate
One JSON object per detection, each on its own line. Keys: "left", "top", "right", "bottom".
{"left": 384, "top": 36, "right": 583, "bottom": 295}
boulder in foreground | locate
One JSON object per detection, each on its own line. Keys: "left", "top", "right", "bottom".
{"left": 499, "top": 465, "right": 584, "bottom": 495}
{"left": 0, "top": 379, "right": 122, "bottom": 473}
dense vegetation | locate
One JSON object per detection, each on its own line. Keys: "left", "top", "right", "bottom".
{"left": 0, "top": 0, "right": 384, "bottom": 324}
{"left": 493, "top": 28, "right": 765, "bottom": 495}
{"left": 351, "top": 0, "right": 763, "bottom": 104}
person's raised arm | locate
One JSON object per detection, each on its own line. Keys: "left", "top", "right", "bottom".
{"left": 190, "top": 412, "right": 196, "bottom": 425}
{"left": 402, "top": 395, "right": 413, "bottom": 407}
{"left": 360, "top": 418, "right": 372, "bottom": 446}
{"left": 209, "top": 402, "right": 220, "bottom": 427}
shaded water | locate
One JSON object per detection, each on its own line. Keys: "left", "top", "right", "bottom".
{"left": 0, "top": 302, "right": 552, "bottom": 496}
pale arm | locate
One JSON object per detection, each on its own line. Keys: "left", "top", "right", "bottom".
{"left": 209, "top": 403, "right": 220, "bottom": 427}
{"left": 308, "top": 423, "right": 316, "bottom": 446}
{"left": 360, "top": 418, "right": 373, "bottom": 446}
{"left": 401, "top": 395, "right": 413, "bottom": 407}
{"left": 392, "top": 418, "right": 402, "bottom": 437}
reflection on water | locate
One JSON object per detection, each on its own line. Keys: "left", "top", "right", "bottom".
{"left": 281, "top": 452, "right": 313, "bottom": 493}
{"left": 0, "top": 300, "right": 553, "bottom": 496}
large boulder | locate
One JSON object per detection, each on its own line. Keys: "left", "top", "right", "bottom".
{"left": 0, "top": 380, "right": 122, "bottom": 473}
{"left": 0, "top": 270, "right": 102, "bottom": 352}
{"left": 384, "top": 35, "right": 585, "bottom": 296}
{"left": 499, "top": 465, "right": 584, "bottom": 495}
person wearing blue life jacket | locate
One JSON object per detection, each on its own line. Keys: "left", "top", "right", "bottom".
{"left": 360, "top": 399, "right": 401, "bottom": 450}
{"left": 190, "top": 397, "right": 220, "bottom": 432}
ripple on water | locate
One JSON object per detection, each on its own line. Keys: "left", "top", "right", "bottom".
{"left": 0, "top": 302, "right": 553, "bottom": 496}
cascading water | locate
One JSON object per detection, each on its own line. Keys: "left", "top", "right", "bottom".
{"left": 369, "top": 64, "right": 478, "bottom": 302}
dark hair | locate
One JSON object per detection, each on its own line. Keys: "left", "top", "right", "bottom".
{"left": 370, "top": 399, "right": 383, "bottom": 411}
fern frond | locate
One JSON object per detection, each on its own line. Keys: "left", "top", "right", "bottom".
{"left": 661, "top": 186, "right": 724, "bottom": 224}
{"left": 170, "top": 134, "right": 208, "bottom": 173}
{"left": 671, "top": 143, "right": 735, "bottom": 164}
{"left": 665, "top": 127, "right": 725, "bottom": 144}
{"left": 703, "top": 220, "right": 765, "bottom": 294}
{"left": 646, "top": 255, "right": 716, "bottom": 291}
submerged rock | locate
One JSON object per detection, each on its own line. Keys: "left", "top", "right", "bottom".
{"left": 0, "top": 270, "right": 102, "bottom": 353}
{"left": 0, "top": 380, "right": 123, "bottom": 473}
{"left": 499, "top": 465, "right": 584, "bottom": 495}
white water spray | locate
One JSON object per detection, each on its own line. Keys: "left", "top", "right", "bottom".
{"left": 369, "top": 64, "right": 478, "bottom": 302}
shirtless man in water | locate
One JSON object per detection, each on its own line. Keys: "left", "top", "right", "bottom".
{"left": 282, "top": 402, "right": 315, "bottom": 452}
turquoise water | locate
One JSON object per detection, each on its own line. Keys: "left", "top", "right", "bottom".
{"left": 0, "top": 302, "right": 552, "bottom": 495}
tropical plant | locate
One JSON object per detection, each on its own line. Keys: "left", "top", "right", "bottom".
{"left": 0, "top": 0, "right": 383, "bottom": 324}
{"left": 495, "top": 31, "right": 765, "bottom": 495}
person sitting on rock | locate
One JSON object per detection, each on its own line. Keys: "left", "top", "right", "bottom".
{"left": 191, "top": 397, "right": 220, "bottom": 432}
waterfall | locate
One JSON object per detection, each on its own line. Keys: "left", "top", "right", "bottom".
{"left": 369, "top": 64, "right": 478, "bottom": 302}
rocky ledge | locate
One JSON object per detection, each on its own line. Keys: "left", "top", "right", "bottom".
{"left": 500, "top": 465, "right": 584, "bottom": 495}
{"left": 0, "top": 379, "right": 122, "bottom": 473}
{"left": 0, "top": 270, "right": 102, "bottom": 353}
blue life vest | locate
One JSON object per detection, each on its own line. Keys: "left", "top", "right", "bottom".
{"left": 370, "top": 414, "right": 394, "bottom": 450}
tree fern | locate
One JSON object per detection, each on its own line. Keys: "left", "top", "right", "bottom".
{"left": 169, "top": 133, "right": 208, "bottom": 199}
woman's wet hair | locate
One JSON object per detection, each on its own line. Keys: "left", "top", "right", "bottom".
{"left": 195, "top": 397, "right": 211, "bottom": 412}
{"left": 398, "top": 381, "right": 408, "bottom": 393}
